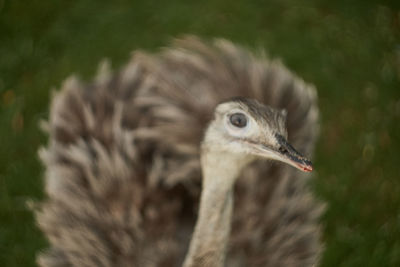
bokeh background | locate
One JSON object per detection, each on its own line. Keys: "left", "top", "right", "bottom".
{"left": 1, "top": 0, "right": 399, "bottom": 266}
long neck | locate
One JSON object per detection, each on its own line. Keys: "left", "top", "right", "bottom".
{"left": 183, "top": 150, "right": 242, "bottom": 267}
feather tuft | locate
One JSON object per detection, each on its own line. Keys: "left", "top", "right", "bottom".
{"left": 36, "top": 36, "right": 322, "bottom": 266}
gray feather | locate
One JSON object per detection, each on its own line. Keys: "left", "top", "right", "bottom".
{"left": 35, "top": 36, "right": 322, "bottom": 267}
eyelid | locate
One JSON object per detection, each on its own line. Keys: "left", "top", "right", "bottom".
{"left": 225, "top": 112, "right": 253, "bottom": 137}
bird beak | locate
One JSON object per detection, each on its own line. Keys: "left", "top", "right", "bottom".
{"left": 273, "top": 134, "right": 313, "bottom": 172}
{"left": 247, "top": 134, "right": 313, "bottom": 172}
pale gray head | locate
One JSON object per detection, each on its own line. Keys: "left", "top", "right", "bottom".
{"left": 202, "top": 97, "right": 313, "bottom": 172}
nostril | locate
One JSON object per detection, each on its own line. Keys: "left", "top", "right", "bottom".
{"left": 279, "top": 146, "right": 288, "bottom": 154}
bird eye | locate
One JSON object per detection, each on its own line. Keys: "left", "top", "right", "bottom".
{"left": 229, "top": 113, "right": 247, "bottom": 128}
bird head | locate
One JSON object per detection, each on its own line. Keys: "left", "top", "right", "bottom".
{"left": 202, "top": 97, "right": 313, "bottom": 172}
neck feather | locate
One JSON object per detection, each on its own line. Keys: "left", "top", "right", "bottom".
{"left": 183, "top": 150, "right": 244, "bottom": 267}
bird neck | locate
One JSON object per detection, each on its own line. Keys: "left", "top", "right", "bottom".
{"left": 183, "top": 149, "right": 244, "bottom": 267}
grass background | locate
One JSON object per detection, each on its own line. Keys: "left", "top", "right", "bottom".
{"left": 1, "top": 0, "right": 400, "bottom": 266}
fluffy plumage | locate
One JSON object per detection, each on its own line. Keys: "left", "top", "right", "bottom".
{"left": 35, "top": 36, "right": 322, "bottom": 267}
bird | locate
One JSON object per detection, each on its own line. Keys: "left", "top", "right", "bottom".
{"left": 35, "top": 36, "right": 322, "bottom": 267}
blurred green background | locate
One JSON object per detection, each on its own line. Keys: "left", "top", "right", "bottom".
{"left": 1, "top": 0, "right": 399, "bottom": 266}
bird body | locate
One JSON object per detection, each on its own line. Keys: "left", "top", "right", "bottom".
{"left": 36, "top": 36, "right": 322, "bottom": 267}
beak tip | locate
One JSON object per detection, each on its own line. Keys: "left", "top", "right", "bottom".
{"left": 296, "top": 162, "right": 313, "bottom": 172}
{"left": 301, "top": 164, "right": 313, "bottom": 172}
{"left": 303, "top": 166, "right": 313, "bottom": 172}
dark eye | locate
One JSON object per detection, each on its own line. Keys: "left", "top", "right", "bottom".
{"left": 229, "top": 113, "right": 247, "bottom": 128}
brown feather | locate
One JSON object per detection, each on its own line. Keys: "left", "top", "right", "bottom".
{"left": 35, "top": 36, "right": 322, "bottom": 266}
